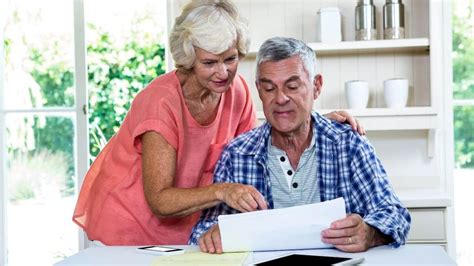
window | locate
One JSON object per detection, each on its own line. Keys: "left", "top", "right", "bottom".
{"left": 85, "top": 0, "right": 166, "bottom": 158}
{"left": 1, "top": 1, "right": 79, "bottom": 265}
{"left": 0, "top": 0, "right": 166, "bottom": 265}
{"left": 452, "top": 1, "right": 474, "bottom": 265}
{"left": 452, "top": 1, "right": 474, "bottom": 169}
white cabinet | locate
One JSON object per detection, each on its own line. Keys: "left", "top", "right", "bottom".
{"left": 408, "top": 208, "right": 446, "bottom": 244}
{"left": 167, "top": 0, "right": 455, "bottom": 258}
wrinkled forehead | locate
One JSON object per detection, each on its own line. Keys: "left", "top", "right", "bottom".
{"left": 257, "top": 56, "right": 310, "bottom": 82}
{"left": 194, "top": 44, "right": 239, "bottom": 59}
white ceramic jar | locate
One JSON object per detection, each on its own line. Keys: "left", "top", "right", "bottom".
{"left": 316, "top": 7, "right": 342, "bottom": 43}
{"left": 383, "top": 78, "right": 408, "bottom": 108}
{"left": 345, "top": 80, "right": 369, "bottom": 109}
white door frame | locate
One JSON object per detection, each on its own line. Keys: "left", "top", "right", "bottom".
{"left": 0, "top": 5, "right": 8, "bottom": 263}
{"left": 0, "top": 0, "right": 91, "bottom": 263}
{"left": 73, "top": 0, "right": 90, "bottom": 250}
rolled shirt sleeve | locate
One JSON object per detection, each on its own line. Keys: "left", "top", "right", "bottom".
{"left": 349, "top": 139, "right": 411, "bottom": 247}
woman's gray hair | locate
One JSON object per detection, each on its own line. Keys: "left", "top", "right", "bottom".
{"left": 169, "top": 0, "right": 250, "bottom": 71}
{"left": 256, "top": 37, "right": 318, "bottom": 80}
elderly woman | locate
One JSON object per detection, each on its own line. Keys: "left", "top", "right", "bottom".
{"left": 73, "top": 0, "right": 363, "bottom": 245}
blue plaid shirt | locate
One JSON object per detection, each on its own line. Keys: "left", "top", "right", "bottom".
{"left": 189, "top": 112, "right": 411, "bottom": 247}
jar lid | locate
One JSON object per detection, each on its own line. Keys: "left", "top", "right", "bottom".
{"left": 318, "top": 7, "right": 340, "bottom": 13}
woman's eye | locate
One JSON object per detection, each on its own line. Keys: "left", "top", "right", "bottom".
{"left": 225, "top": 56, "right": 237, "bottom": 63}
{"left": 202, "top": 61, "right": 215, "bottom": 66}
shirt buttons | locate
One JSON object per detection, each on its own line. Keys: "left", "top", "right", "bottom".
{"left": 280, "top": 156, "right": 285, "bottom": 162}
{"left": 287, "top": 170, "right": 293, "bottom": 176}
{"left": 292, "top": 182, "right": 298, "bottom": 188}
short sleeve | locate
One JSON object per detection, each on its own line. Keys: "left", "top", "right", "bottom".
{"left": 132, "top": 118, "right": 178, "bottom": 153}
{"left": 126, "top": 82, "right": 181, "bottom": 153}
{"left": 235, "top": 75, "right": 257, "bottom": 135}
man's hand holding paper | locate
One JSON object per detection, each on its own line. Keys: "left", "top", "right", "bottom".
{"left": 200, "top": 198, "right": 346, "bottom": 253}
{"left": 322, "top": 213, "right": 392, "bottom": 253}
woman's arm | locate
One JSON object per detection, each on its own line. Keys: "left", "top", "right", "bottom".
{"left": 141, "top": 131, "right": 266, "bottom": 218}
{"left": 142, "top": 131, "right": 220, "bottom": 218}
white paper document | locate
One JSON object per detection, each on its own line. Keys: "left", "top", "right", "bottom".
{"left": 218, "top": 197, "right": 346, "bottom": 252}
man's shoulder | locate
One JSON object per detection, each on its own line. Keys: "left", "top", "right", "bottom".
{"left": 225, "top": 123, "right": 269, "bottom": 155}
{"left": 313, "top": 112, "right": 351, "bottom": 137}
{"left": 312, "top": 112, "right": 366, "bottom": 146}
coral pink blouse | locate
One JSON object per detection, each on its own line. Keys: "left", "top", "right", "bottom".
{"left": 73, "top": 71, "right": 256, "bottom": 245}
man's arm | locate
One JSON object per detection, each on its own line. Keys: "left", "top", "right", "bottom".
{"left": 188, "top": 202, "right": 233, "bottom": 246}
{"left": 349, "top": 139, "right": 411, "bottom": 247}
{"left": 188, "top": 149, "right": 266, "bottom": 246}
{"left": 322, "top": 136, "right": 410, "bottom": 252}
{"left": 188, "top": 150, "right": 238, "bottom": 245}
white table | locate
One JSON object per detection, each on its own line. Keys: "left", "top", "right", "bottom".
{"left": 56, "top": 245, "right": 455, "bottom": 265}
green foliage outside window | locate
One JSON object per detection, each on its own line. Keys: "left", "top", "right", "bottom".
{"left": 452, "top": 1, "right": 474, "bottom": 168}
{"left": 87, "top": 26, "right": 166, "bottom": 157}
{"left": 22, "top": 25, "right": 165, "bottom": 197}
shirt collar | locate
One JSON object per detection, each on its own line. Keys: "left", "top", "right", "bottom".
{"left": 235, "top": 111, "right": 341, "bottom": 158}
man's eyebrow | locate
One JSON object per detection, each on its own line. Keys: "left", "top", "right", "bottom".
{"left": 257, "top": 77, "right": 275, "bottom": 85}
{"left": 258, "top": 75, "right": 301, "bottom": 84}
{"left": 285, "top": 75, "right": 301, "bottom": 83}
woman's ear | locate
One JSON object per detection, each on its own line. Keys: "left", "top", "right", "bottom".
{"left": 313, "top": 74, "right": 323, "bottom": 99}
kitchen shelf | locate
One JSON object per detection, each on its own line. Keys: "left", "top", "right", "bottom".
{"left": 397, "top": 189, "right": 452, "bottom": 208}
{"left": 257, "top": 107, "right": 437, "bottom": 131}
{"left": 247, "top": 38, "right": 430, "bottom": 56}
{"left": 327, "top": 107, "right": 437, "bottom": 131}
{"left": 257, "top": 107, "right": 438, "bottom": 158}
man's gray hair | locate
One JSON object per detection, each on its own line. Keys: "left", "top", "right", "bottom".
{"left": 256, "top": 37, "right": 318, "bottom": 80}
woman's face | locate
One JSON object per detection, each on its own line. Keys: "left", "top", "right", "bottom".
{"left": 192, "top": 45, "right": 239, "bottom": 94}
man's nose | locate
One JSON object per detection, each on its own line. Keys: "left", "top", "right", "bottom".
{"left": 275, "top": 89, "right": 289, "bottom": 104}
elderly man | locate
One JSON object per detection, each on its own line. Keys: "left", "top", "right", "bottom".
{"left": 189, "top": 37, "right": 410, "bottom": 254}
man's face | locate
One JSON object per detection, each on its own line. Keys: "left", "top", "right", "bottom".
{"left": 256, "top": 55, "right": 322, "bottom": 135}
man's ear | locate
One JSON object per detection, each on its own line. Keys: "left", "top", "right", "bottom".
{"left": 313, "top": 74, "right": 323, "bottom": 100}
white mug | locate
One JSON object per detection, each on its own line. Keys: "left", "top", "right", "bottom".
{"left": 383, "top": 78, "right": 408, "bottom": 108}
{"left": 345, "top": 80, "right": 369, "bottom": 109}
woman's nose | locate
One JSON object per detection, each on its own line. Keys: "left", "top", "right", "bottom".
{"left": 215, "top": 63, "right": 228, "bottom": 78}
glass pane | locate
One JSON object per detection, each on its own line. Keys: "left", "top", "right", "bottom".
{"left": 85, "top": 0, "right": 166, "bottom": 158}
{"left": 6, "top": 114, "right": 78, "bottom": 266}
{"left": 3, "top": 0, "right": 75, "bottom": 108}
{"left": 452, "top": 0, "right": 474, "bottom": 100}
{"left": 454, "top": 105, "right": 474, "bottom": 169}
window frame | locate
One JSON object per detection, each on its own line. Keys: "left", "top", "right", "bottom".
{"left": 0, "top": 0, "right": 90, "bottom": 264}
{"left": 1, "top": 10, "right": 7, "bottom": 264}
{"left": 0, "top": 0, "right": 171, "bottom": 263}
{"left": 73, "top": 0, "right": 90, "bottom": 251}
